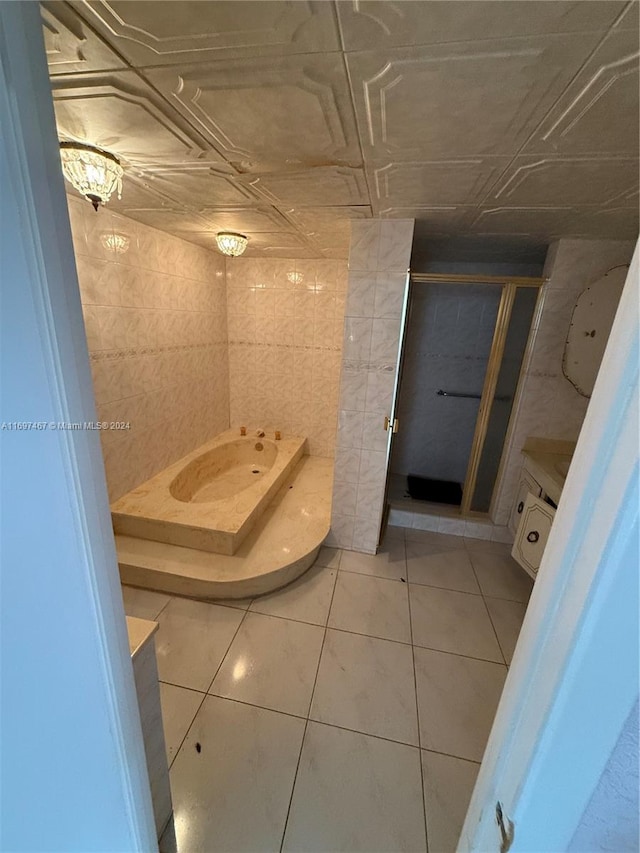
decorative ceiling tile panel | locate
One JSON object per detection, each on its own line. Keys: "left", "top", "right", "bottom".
{"left": 379, "top": 206, "right": 476, "bottom": 231}
{"left": 287, "top": 206, "right": 372, "bottom": 233}
{"left": 522, "top": 29, "right": 640, "bottom": 156}
{"left": 128, "top": 167, "right": 258, "bottom": 208}
{"left": 488, "top": 157, "right": 639, "bottom": 207}
{"left": 51, "top": 71, "right": 218, "bottom": 167}
{"left": 119, "top": 209, "right": 211, "bottom": 233}
{"left": 41, "top": 2, "right": 126, "bottom": 75}
{"left": 470, "top": 207, "right": 581, "bottom": 235}
{"left": 370, "top": 160, "right": 510, "bottom": 208}
{"left": 144, "top": 54, "right": 359, "bottom": 170}
{"left": 197, "top": 207, "right": 291, "bottom": 233}
{"left": 250, "top": 167, "right": 368, "bottom": 207}
{"left": 347, "top": 34, "right": 604, "bottom": 160}
{"left": 337, "top": 0, "right": 627, "bottom": 51}
{"left": 45, "top": 2, "right": 638, "bottom": 253}
{"left": 74, "top": 1, "right": 340, "bottom": 65}
{"left": 573, "top": 206, "right": 640, "bottom": 239}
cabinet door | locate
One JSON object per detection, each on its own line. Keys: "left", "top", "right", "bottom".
{"left": 508, "top": 470, "right": 542, "bottom": 535}
{"left": 512, "top": 493, "right": 556, "bottom": 580}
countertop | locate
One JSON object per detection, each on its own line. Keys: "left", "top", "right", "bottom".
{"left": 126, "top": 615, "right": 158, "bottom": 659}
{"left": 522, "top": 437, "right": 575, "bottom": 504}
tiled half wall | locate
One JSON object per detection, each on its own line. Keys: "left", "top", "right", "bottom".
{"left": 328, "top": 220, "right": 415, "bottom": 554}
{"left": 225, "top": 259, "right": 347, "bottom": 457}
{"left": 67, "top": 195, "right": 230, "bottom": 502}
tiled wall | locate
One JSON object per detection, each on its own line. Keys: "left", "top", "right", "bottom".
{"left": 67, "top": 195, "right": 230, "bottom": 502}
{"left": 493, "top": 238, "right": 635, "bottom": 525}
{"left": 224, "top": 259, "right": 347, "bottom": 457}
{"left": 329, "top": 219, "right": 415, "bottom": 554}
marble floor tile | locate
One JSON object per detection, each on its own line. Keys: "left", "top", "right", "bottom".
{"left": 155, "top": 598, "right": 244, "bottom": 692}
{"left": 422, "top": 750, "right": 480, "bottom": 853}
{"left": 414, "top": 647, "right": 507, "bottom": 762}
{"left": 469, "top": 551, "right": 534, "bottom": 602}
{"left": 315, "top": 546, "right": 342, "bottom": 569}
{"left": 310, "top": 629, "right": 419, "bottom": 745}
{"left": 210, "top": 612, "right": 324, "bottom": 717}
{"left": 159, "top": 682, "right": 204, "bottom": 766}
{"left": 249, "top": 565, "right": 337, "bottom": 626}
{"left": 405, "top": 543, "right": 480, "bottom": 594}
{"left": 169, "top": 696, "right": 305, "bottom": 852}
{"left": 409, "top": 585, "right": 503, "bottom": 662}
{"left": 282, "top": 722, "right": 426, "bottom": 853}
{"left": 122, "top": 585, "right": 171, "bottom": 620}
{"left": 404, "top": 530, "right": 464, "bottom": 549}
{"left": 485, "top": 597, "right": 528, "bottom": 664}
{"left": 340, "top": 539, "right": 407, "bottom": 581}
{"left": 329, "top": 572, "right": 411, "bottom": 643}
{"left": 382, "top": 524, "right": 406, "bottom": 540}
{"left": 463, "top": 538, "right": 512, "bottom": 556}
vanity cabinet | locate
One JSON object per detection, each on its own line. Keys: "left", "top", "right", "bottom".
{"left": 509, "top": 439, "right": 574, "bottom": 581}
{"left": 509, "top": 469, "right": 542, "bottom": 536}
{"left": 512, "top": 493, "right": 556, "bottom": 580}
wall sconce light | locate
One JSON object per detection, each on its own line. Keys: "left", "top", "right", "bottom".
{"left": 59, "top": 141, "right": 123, "bottom": 210}
{"left": 216, "top": 231, "right": 248, "bottom": 257}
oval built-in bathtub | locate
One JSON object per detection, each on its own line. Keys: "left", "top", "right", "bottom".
{"left": 111, "top": 429, "right": 306, "bottom": 555}
{"left": 170, "top": 439, "right": 278, "bottom": 503}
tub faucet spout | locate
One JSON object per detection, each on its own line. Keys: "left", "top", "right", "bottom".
{"left": 256, "top": 429, "right": 265, "bottom": 438}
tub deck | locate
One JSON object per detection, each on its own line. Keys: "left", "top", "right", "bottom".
{"left": 116, "top": 456, "right": 333, "bottom": 600}
{"left": 111, "top": 429, "right": 305, "bottom": 555}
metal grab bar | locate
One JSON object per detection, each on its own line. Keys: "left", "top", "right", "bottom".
{"left": 437, "top": 389, "right": 511, "bottom": 403}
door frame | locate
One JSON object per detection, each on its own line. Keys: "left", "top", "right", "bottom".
{"left": 460, "top": 242, "right": 639, "bottom": 850}
{"left": 1, "top": 4, "right": 156, "bottom": 848}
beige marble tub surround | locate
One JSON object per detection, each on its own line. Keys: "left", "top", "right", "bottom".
{"left": 225, "top": 258, "right": 347, "bottom": 458}
{"left": 117, "top": 456, "right": 333, "bottom": 600}
{"left": 330, "top": 219, "right": 415, "bottom": 554}
{"left": 112, "top": 428, "right": 305, "bottom": 555}
{"left": 68, "top": 194, "right": 230, "bottom": 503}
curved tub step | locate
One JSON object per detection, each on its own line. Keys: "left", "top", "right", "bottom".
{"left": 116, "top": 456, "right": 333, "bottom": 600}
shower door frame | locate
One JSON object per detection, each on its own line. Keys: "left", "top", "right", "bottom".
{"left": 398, "top": 273, "right": 545, "bottom": 518}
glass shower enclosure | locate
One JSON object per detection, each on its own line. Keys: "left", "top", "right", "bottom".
{"left": 383, "top": 273, "right": 542, "bottom": 531}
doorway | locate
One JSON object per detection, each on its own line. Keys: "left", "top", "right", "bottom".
{"left": 386, "top": 274, "right": 542, "bottom": 520}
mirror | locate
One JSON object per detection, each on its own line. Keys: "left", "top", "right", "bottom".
{"left": 563, "top": 265, "right": 628, "bottom": 397}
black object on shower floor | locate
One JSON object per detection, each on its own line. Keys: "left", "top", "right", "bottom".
{"left": 406, "top": 475, "right": 463, "bottom": 505}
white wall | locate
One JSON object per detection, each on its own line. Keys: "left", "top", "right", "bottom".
{"left": 569, "top": 701, "right": 639, "bottom": 852}
{"left": 493, "top": 238, "right": 635, "bottom": 525}
{"left": 0, "top": 4, "right": 155, "bottom": 848}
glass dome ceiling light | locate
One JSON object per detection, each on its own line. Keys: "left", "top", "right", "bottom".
{"left": 59, "top": 141, "right": 123, "bottom": 211}
{"left": 216, "top": 231, "right": 248, "bottom": 257}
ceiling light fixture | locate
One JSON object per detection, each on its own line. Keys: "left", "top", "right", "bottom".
{"left": 216, "top": 231, "right": 248, "bottom": 257}
{"left": 59, "top": 141, "right": 123, "bottom": 211}
{"left": 100, "top": 232, "right": 130, "bottom": 254}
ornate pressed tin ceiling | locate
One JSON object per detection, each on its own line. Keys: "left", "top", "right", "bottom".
{"left": 43, "top": 0, "right": 639, "bottom": 257}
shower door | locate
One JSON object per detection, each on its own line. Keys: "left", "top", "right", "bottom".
{"left": 379, "top": 273, "right": 543, "bottom": 536}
